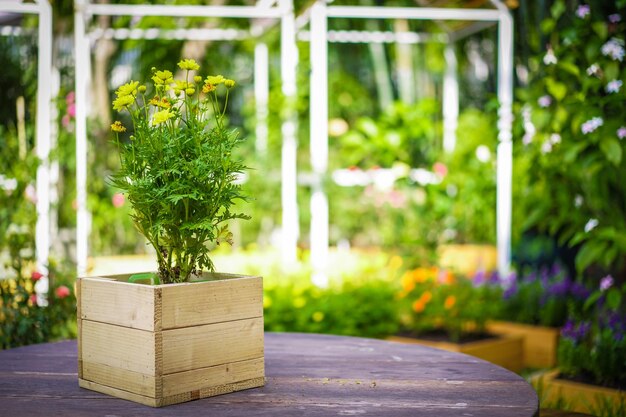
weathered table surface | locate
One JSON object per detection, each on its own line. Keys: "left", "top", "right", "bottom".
{"left": 0, "top": 332, "right": 538, "bottom": 417}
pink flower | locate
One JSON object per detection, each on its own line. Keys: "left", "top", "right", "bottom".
{"left": 31, "top": 271, "right": 43, "bottom": 281}
{"left": 433, "top": 162, "right": 448, "bottom": 178}
{"left": 55, "top": 285, "right": 71, "bottom": 299}
{"left": 29, "top": 294, "right": 38, "bottom": 305}
{"left": 387, "top": 190, "right": 407, "bottom": 209}
{"left": 576, "top": 4, "right": 590, "bottom": 19}
{"left": 65, "top": 91, "right": 75, "bottom": 105}
{"left": 62, "top": 114, "right": 71, "bottom": 129}
{"left": 617, "top": 126, "right": 626, "bottom": 140}
{"left": 112, "top": 193, "right": 125, "bottom": 208}
{"left": 24, "top": 184, "right": 37, "bottom": 203}
{"left": 600, "top": 275, "right": 614, "bottom": 292}
{"left": 67, "top": 104, "right": 76, "bottom": 118}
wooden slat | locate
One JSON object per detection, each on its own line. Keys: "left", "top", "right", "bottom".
{"left": 80, "top": 277, "right": 156, "bottom": 331}
{"left": 162, "top": 357, "right": 265, "bottom": 397}
{"left": 160, "top": 275, "right": 263, "bottom": 329}
{"left": 79, "top": 378, "right": 159, "bottom": 407}
{"left": 81, "top": 361, "right": 157, "bottom": 398}
{"left": 81, "top": 320, "right": 156, "bottom": 376}
{"left": 487, "top": 321, "right": 559, "bottom": 368}
{"left": 162, "top": 317, "right": 264, "bottom": 374}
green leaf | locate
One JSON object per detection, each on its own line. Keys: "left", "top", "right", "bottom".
{"left": 575, "top": 241, "right": 608, "bottom": 273}
{"left": 599, "top": 137, "right": 622, "bottom": 165}
{"left": 557, "top": 61, "right": 580, "bottom": 77}
{"left": 550, "top": 0, "right": 565, "bottom": 19}
{"left": 546, "top": 78, "right": 567, "bottom": 101}
{"left": 564, "top": 142, "right": 588, "bottom": 164}
{"left": 584, "top": 291, "right": 602, "bottom": 311}
{"left": 541, "top": 19, "right": 556, "bottom": 34}
{"left": 605, "top": 62, "right": 620, "bottom": 80}
{"left": 606, "top": 288, "right": 621, "bottom": 311}
{"left": 592, "top": 22, "right": 608, "bottom": 40}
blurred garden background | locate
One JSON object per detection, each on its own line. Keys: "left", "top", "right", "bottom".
{"left": 1, "top": 0, "right": 625, "bottom": 415}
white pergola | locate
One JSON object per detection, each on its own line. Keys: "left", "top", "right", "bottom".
{"left": 73, "top": 0, "right": 300, "bottom": 275}
{"left": 0, "top": 0, "right": 53, "bottom": 301}
{"left": 298, "top": 1, "right": 514, "bottom": 285}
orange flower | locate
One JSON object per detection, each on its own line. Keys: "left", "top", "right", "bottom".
{"left": 419, "top": 291, "right": 432, "bottom": 303}
{"left": 413, "top": 268, "right": 429, "bottom": 283}
{"left": 412, "top": 299, "right": 426, "bottom": 313}
{"left": 444, "top": 295, "right": 456, "bottom": 310}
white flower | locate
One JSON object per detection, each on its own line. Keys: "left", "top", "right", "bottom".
{"left": 543, "top": 48, "right": 558, "bottom": 65}
{"left": 550, "top": 133, "right": 561, "bottom": 144}
{"left": 601, "top": 38, "right": 625, "bottom": 62}
{"left": 538, "top": 95, "right": 552, "bottom": 108}
{"left": 586, "top": 63, "right": 600, "bottom": 76}
{"left": 584, "top": 218, "right": 599, "bottom": 233}
{"left": 581, "top": 117, "right": 603, "bottom": 134}
{"left": 541, "top": 141, "right": 553, "bottom": 154}
{"left": 606, "top": 79, "right": 623, "bottom": 93}
{"left": 574, "top": 195, "right": 584, "bottom": 208}
{"left": 475, "top": 145, "right": 491, "bottom": 162}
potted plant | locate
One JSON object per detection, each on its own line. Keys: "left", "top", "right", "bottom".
{"left": 389, "top": 266, "right": 524, "bottom": 372}
{"left": 77, "top": 59, "right": 264, "bottom": 407}
{"left": 532, "top": 276, "right": 626, "bottom": 413}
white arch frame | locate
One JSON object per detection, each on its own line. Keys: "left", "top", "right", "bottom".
{"left": 73, "top": 0, "right": 299, "bottom": 274}
{"left": 302, "top": 1, "right": 513, "bottom": 285}
{"left": 0, "top": 0, "right": 53, "bottom": 301}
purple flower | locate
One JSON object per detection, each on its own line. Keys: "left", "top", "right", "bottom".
{"left": 606, "top": 79, "right": 623, "bottom": 93}
{"left": 561, "top": 320, "right": 591, "bottom": 342}
{"left": 538, "top": 95, "right": 552, "bottom": 108}
{"left": 618, "top": 127, "right": 626, "bottom": 140}
{"left": 601, "top": 38, "right": 625, "bottom": 61}
{"left": 600, "top": 275, "right": 614, "bottom": 291}
{"left": 609, "top": 14, "right": 622, "bottom": 23}
{"left": 576, "top": 4, "right": 590, "bottom": 18}
{"left": 473, "top": 270, "right": 486, "bottom": 286}
{"left": 581, "top": 118, "right": 603, "bottom": 134}
{"left": 548, "top": 279, "right": 571, "bottom": 297}
{"left": 570, "top": 282, "right": 590, "bottom": 299}
{"left": 503, "top": 281, "right": 518, "bottom": 300}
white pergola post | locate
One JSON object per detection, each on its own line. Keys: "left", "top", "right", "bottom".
{"left": 0, "top": 1, "right": 54, "bottom": 301}
{"left": 254, "top": 42, "right": 269, "bottom": 156}
{"left": 303, "top": 2, "right": 513, "bottom": 280}
{"left": 279, "top": 0, "right": 299, "bottom": 265}
{"left": 494, "top": 3, "right": 514, "bottom": 278}
{"left": 309, "top": 1, "right": 329, "bottom": 286}
{"left": 74, "top": 0, "right": 91, "bottom": 276}
{"left": 443, "top": 43, "right": 458, "bottom": 153}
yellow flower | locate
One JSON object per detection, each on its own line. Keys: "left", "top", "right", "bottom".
{"left": 193, "top": 75, "right": 203, "bottom": 83}
{"left": 413, "top": 268, "right": 429, "bottom": 283}
{"left": 224, "top": 79, "right": 236, "bottom": 88}
{"left": 175, "top": 80, "right": 191, "bottom": 90}
{"left": 177, "top": 58, "right": 200, "bottom": 71}
{"left": 444, "top": 295, "right": 456, "bottom": 310}
{"left": 110, "top": 121, "right": 126, "bottom": 132}
{"left": 388, "top": 255, "right": 403, "bottom": 270}
{"left": 401, "top": 272, "right": 415, "bottom": 293}
{"left": 115, "top": 80, "right": 139, "bottom": 98}
{"left": 138, "top": 85, "right": 147, "bottom": 94}
{"left": 112, "top": 95, "right": 134, "bottom": 111}
{"left": 312, "top": 311, "right": 324, "bottom": 322}
{"left": 152, "top": 70, "right": 174, "bottom": 85}
{"left": 205, "top": 75, "right": 225, "bottom": 85}
{"left": 151, "top": 109, "right": 175, "bottom": 125}
{"left": 202, "top": 84, "right": 216, "bottom": 93}
{"left": 185, "top": 88, "right": 195, "bottom": 95}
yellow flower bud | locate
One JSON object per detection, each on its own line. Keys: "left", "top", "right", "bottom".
{"left": 185, "top": 88, "right": 195, "bottom": 95}
{"left": 193, "top": 75, "right": 203, "bottom": 83}
{"left": 138, "top": 85, "right": 147, "bottom": 93}
{"left": 224, "top": 79, "right": 236, "bottom": 88}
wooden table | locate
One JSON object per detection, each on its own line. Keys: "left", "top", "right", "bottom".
{"left": 0, "top": 333, "right": 538, "bottom": 416}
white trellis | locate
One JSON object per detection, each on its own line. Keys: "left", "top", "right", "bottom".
{"left": 0, "top": 0, "right": 53, "bottom": 302}
{"left": 299, "top": 1, "right": 514, "bottom": 286}
{"left": 73, "top": 0, "right": 299, "bottom": 275}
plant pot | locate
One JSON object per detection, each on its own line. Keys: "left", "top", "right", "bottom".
{"left": 437, "top": 244, "right": 498, "bottom": 277}
{"left": 487, "top": 320, "right": 560, "bottom": 369}
{"left": 388, "top": 333, "right": 523, "bottom": 372}
{"left": 77, "top": 272, "right": 265, "bottom": 407}
{"left": 531, "top": 370, "right": 626, "bottom": 414}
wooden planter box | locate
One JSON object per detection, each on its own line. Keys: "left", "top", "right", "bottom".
{"left": 532, "top": 370, "right": 626, "bottom": 414}
{"left": 388, "top": 334, "right": 524, "bottom": 372}
{"left": 487, "top": 320, "right": 560, "bottom": 369}
{"left": 77, "top": 272, "right": 265, "bottom": 407}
